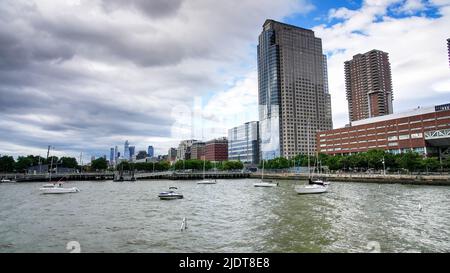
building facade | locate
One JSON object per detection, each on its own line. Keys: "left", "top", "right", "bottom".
{"left": 345, "top": 49, "right": 393, "bottom": 123}
{"left": 258, "top": 19, "right": 333, "bottom": 160}
{"left": 228, "top": 121, "right": 260, "bottom": 164}
{"left": 191, "top": 142, "right": 206, "bottom": 160}
{"left": 123, "top": 140, "right": 130, "bottom": 160}
{"left": 205, "top": 137, "right": 228, "bottom": 162}
{"left": 129, "top": 146, "right": 135, "bottom": 161}
{"left": 147, "top": 146, "right": 154, "bottom": 158}
{"left": 168, "top": 148, "right": 177, "bottom": 162}
{"left": 447, "top": 38, "right": 450, "bottom": 67}
{"left": 317, "top": 103, "right": 450, "bottom": 159}
{"left": 109, "top": 148, "right": 114, "bottom": 165}
{"left": 177, "top": 139, "right": 197, "bottom": 160}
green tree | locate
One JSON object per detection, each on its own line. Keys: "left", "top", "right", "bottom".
{"left": 222, "top": 161, "right": 244, "bottom": 170}
{"left": 366, "top": 149, "right": 385, "bottom": 170}
{"left": 60, "top": 157, "right": 79, "bottom": 169}
{"left": 0, "top": 156, "right": 15, "bottom": 172}
{"left": 396, "top": 151, "right": 422, "bottom": 172}
{"left": 326, "top": 155, "right": 343, "bottom": 171}
{"left": 91, "top": 157, "right": 108, "bottom": 171}
{"left": 15, "top": 156, "right": 34, "bottom": 172}
{"left": 174, "top": 159, "right": 211, "bottom": 171}
{"left": 422, "top": 157, "right": 440, "bottom": 173}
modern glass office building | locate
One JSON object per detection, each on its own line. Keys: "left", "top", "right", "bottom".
{"left": 257, "top": 20, "right": 332, "bottom": 160}
{"left": 147, "top": 146, "right": 154, "bottom": 158}
{"left": 228, "top": 121, "right": 260, "bottom": 164}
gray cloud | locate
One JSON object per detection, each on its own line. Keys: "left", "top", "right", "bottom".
{"left": 0, "top": 0, "right": 306, "bottom": 159}
{"left": 101, "top": 0, "right": 183, "bottom": 19}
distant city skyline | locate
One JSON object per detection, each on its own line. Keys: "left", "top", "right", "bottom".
{"left": 1, "top": 1, "right": 449, "bottom": 162}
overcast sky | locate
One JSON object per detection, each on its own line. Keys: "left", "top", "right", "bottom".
{"left": 0, "top": 0, "right": 449, "bottom": 162}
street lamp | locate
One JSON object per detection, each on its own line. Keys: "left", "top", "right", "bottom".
{"left": 381, "top": 156, "right": 386, "bottom": 176}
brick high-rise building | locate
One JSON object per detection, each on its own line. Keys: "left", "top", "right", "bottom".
{"left": 205, "top": 137, "right": 228, "bottom": 162}
{"left": 447, "top": 38, "right": 450, "bottom": 67}
{"left": 258, "top": 19, "right": 333, "bottom": 160}
{"left": 345, "top": 49, "right": 393, "bottom": 123}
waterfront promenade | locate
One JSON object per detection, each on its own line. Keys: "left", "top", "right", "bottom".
{"left": 2, "top": 170, "right": 450, "bottom": 185}
{"left": 251, "top": 172, "right": 450, "bottom": 186}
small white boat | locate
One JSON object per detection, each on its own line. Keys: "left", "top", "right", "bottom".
{"left": 158, "top": 187, "right": 183, "bottom": 200}
{"left": 254, "top": 181, "right": 279, "bottom": 187}
{"left": 40, "top": 184, "right": 80, "bottom": 194}
{"left": 295, "top": 184, "right": 327, "bottom": 194}
{"left": 197, "top": 179, "right": 217, "bottom": 184}
{"left": 1, "top": 178, "right": 15, "bottom": 183}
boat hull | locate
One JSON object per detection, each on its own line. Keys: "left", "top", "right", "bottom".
{"left": 40, "top": 187, "right": 80, "bottom": 194}
{"left": 197, "top": 180, "right": 217, "bottom": 184}
{"left": 253, "top": 182, "right": 278, "bottom": 187}
{"left": 295, "top": 185, "right": 327, "bottom": 194}
{"left": 158, "top": 192, "right": 183, "bottom": 200}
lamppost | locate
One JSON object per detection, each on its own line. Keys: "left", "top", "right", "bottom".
{"left": 382, "top": 156, "right": 386, "bottom": 176}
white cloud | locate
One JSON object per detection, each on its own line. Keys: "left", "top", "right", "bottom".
{"left": 314, "top": 0, "right": 450, "bottom": 128}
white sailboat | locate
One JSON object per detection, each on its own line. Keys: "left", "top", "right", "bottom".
{"left": 39, "top": 147, "right": 80, "bottom": 194}
{"left": 197, "top": 158, "right": 217, "bottom": 184}
{"left": 295, "top": 120, "right": 327, "bottom": 194}
{"left": 254, "top": 159, "right": 278, "bottom": 187}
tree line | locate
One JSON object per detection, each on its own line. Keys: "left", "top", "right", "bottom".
{"left": 260, "top": 149, "right": 449, "bottom": 173}
{"left": 0, "top": 155, "right": 79, "bottom": 173}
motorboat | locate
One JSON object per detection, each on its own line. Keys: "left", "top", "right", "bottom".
{"left": 158, "top": 187, "right": 183, "bottom": 200}
{"left": 197, "top": 179, "right": 217, "bottom": 184}
{"left": 295, "top": 184, "right": 328, "bottom": 194}
{"left": 39, "top": 183, "right": 80, "bottom": 194}
{"left": 253, "top": 181, "right": 279, "bottom": 187}
{"left": 1, "top": 178, "right": 15, "bottom": 183}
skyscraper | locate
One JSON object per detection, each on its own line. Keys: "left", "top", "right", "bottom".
{"left": 110, "top": 148, "right": 114, "bottom": 165}
{"left": 114, "top": 146, "right": 118, "bottom": 162}
{"left": 258, "top": 19, "right": 333, "bottom": 160}
{"left": 147, "top": 145, "right": 154, "bottom": 158}
{"left": 345, "top": 49, "right": 393, "bottom": 123}
{"left": 124, "top": 140, "right": 130, "bottom": 159}
{"left": 228, "top": 121, "right": 260, "bottom": 164}
{"left": 129, "top": 146, "right": 135, "bottom": 160}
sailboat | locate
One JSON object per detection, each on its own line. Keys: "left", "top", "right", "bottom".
{"left": 39, "top": 156, "right": 79, "bottom": 194}
{"left": 197, "top": 158, "right": 217, "bottom": 184}
{"left": 295, "top": 120, "right": 327, "bottom": 194}
{"left": 253, "top": 159, "right": 278, "bottom": 187}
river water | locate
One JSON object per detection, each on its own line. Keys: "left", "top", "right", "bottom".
{"left": 0, "top": 179, "right": 449, "bottom": 253}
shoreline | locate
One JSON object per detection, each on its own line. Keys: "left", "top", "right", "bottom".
{"left": 250, "top": 173, "right": 450, "bottom": 186}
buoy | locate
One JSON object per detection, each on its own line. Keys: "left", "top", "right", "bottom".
{"left": 418, "top": 203, "right": 422, "bottom": 212}
{"left": 180, "top": 217, "right": 187, "bottom": 231}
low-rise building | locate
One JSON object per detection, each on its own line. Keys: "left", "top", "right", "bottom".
{"left": 317, "top": 103, "right": 450, "bottom": 158}
{"left": 205, "top": 137, "right": 228, "bottom": 162}
{"left": 228, "top": 121, "right": 260, "bottom": 164}
{"left": 191, "top": 142, "right": 206, "bottom": 160}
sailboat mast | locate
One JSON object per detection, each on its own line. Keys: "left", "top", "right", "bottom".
{"left": 262, "top": 159, "right": 264, "bottom": 180}
{"left": 307, "top": 119, "right": 311, "bottom": 179}
{"left": 203, "top": 157, "right": 206, "bottom": 180}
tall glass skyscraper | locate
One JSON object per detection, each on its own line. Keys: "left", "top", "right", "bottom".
{"left": 228, "top": 121, "right": 260, "bottom": 164}
{"left": 124, "top": 140, "right": 130, "bottom": 159}
{"left": 110, "top": 148, "right": 114, "bottom": 164}
{"left": 147, "top": 145, "right": 154, "bottom": 158}
{"left": 129, "top": 146, "right": 135, "bottom": 160}
{"left": 258, "top": 20, "right": 332, "bottom": 160}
